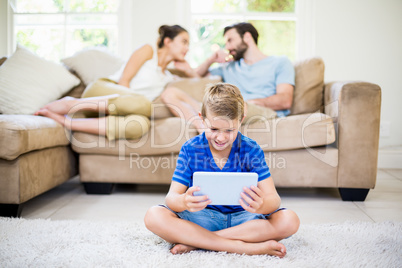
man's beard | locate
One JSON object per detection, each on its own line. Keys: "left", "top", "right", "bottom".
{"left": 230, "top": 41, "right": 248, "bottom": 61}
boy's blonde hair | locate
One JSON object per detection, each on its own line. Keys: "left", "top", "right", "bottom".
{"left": 201, "top": 83, "right": 244, "bottom": 120}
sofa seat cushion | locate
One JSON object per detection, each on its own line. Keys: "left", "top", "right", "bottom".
{"left": 242, "top": 113, "right": 336, "bottom": 151}
{"left": 0, "top": 115, "right": 70, "bottom": 160}
{"left": 72, "top": 113, "right": 335, "bottom": 157}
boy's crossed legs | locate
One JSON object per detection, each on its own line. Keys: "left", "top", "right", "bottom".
{"left": 144, "top": 205, "right": 299, "bottom": 258}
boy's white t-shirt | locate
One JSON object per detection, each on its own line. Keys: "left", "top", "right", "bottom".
{"left": 109, "top": 47, "right": 175, "bottom": 101}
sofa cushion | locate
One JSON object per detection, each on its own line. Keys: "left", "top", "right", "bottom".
{"left": 0, "top": 115, "right": 71, "bottom": 160}
{"left": 61, "top": 47, "right": 124, "bottom": 86}
{"left": 71, "top": 117, "right": 198, "bottom": 156}
{"left": 291, "top": 57, "right": 325, "bottom": 115}
{"left": 242, "top": 113, "right": 336, "bottom": 151}
{"left": 0, "top": 45, "right": 80, "bottom": 115}
{"left": 0, "top": 56, "right": 86, "bottom": 100}
{"left": 71, "top": 113, "right": 335, "bottom": 156}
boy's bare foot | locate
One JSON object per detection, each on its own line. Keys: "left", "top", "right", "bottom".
{"left": 35, "top": 108, "right": 72, "bottom": 129}
{"left": 170, "top": 240, "right": 286, "bottom": 257}
{"left": 252, "top": 240, "right": 287, "bottom": 258}
{"left": 170, "top": 244, "right": 197, "bottom": 254}
{"left": 35, "top": 96, "right": 78, "bottom": 115}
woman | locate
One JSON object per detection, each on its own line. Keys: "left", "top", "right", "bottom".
{"left": 36, "top": 25, "right": 199, "bottom": 140}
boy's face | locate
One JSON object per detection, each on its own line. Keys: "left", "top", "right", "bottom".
{"left": 201, "top": 111, "right": 242, "bottom": 153}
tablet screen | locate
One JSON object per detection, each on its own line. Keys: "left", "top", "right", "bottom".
{"left": 193, "top": 172, "right": 258, "bottom": 205}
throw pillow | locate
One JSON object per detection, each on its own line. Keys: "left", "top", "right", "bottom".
{"left": 61, "top": 47, "right": 124, "bottom": 86}
{"left": 291, "top": 57, "right": 325, "bottom": 115}
{"left": 0, "top": 45, "right": 81, "bottom": 115}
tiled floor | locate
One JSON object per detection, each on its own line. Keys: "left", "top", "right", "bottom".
{"left": 20, "top": 168, "right": 402, "bottom": 225}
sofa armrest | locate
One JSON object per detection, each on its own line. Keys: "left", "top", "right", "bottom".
{"left": 324, "top": 81, "right": 381, "bottom": 188}
{"left": 0, "top": 115, "right": 71, "bottom": 160}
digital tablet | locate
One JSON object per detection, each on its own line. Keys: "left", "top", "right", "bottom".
{"left": 192, "top": 172, "right": 258, "bottom": 205}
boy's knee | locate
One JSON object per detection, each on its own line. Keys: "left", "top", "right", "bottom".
{"left": 278, "top": 210, "right": 300, "bottom": 236}
{"left": 144, "top": 206, "right": 165, "bottom": 231}
{"left": 144, "top": 206, "right": 156, "bottom": 229}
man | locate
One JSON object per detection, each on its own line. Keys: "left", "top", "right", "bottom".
{"left": 161, "top": 22, "right": 295, "bottom": 132}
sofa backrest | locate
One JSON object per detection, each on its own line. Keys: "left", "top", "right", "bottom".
{"left": 0, "top": 54, "right": 325, "bottom": 116}
{"left": 291, "top": 57, "right": 325, "bottom": 115}
{"left": 157, "top": 57, "right": 325, "bottom": 118}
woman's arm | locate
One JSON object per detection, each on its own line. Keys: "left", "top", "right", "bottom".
{"left": 118, "top": 44, "right": 154, "bottom": 87}
{"left": 165, "top": 181, "right": 211, "bottom": 212}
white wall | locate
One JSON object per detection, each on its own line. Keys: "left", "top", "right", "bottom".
{"left": 313, "top": 0, "right": 402, "bottom": 149}
{"left": 0, "top": 0, "right": 8, "bottom": 55}
{"left": 118, "top": 0, "right": 190, "bottom": 59}
{"left": 1, "top": 0, "right": 401, "bottom": 149}
{"left": 112, "top": 0, "right": 402, "bottom": 149}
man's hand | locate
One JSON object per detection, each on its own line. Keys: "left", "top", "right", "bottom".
{"left": 209, "top": 49, "right": 233, "bottom": 64}
{"left": 195, "top": 49, "right": 234, "bottom": 77}
{"left": 183, "top": 186, "right": 211, "bottom": 212}
{"left": 239, "top": 185, "right": 264, "bottom": 213}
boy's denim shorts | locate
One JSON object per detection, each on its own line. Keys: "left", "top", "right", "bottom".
{"left": 160, "top": 205, "right": 286, "bottom": 232}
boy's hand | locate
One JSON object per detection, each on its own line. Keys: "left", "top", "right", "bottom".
{"left": 183, "top": 186, "right": 211, "bottom": 212}
{"left": 239, "top": 185, "right": 264, "bottom": 213}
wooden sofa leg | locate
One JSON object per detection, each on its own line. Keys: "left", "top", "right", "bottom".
{"left": 0, "top": 204, "right": 23, "bottom": 217}
{"left": 338, "top": 188, "right": 370, "bottom": 201}
{"left": 83, "top": 183, "right": 115, "bottom": 195}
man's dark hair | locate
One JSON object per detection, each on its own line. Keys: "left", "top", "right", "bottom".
{"left": 223, "top": 22, "right": 259, "bottom": 45}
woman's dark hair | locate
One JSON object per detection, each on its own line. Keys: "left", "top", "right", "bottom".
{"left": 157, "top": 25, "right": 188, "bottom": 49}
{"left": 223, "top": 22, "right": 259, "bottom": 45}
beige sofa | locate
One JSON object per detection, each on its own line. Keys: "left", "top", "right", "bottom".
{"left": 70, "top": 57, "right": 382, "bottom": 202}
{"left": 0, "top": 56, "right": 381, "bottom": 217}
{"left": 0, "top": 57, "right": 85, "bottom": 217}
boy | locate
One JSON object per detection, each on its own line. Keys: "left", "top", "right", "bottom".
{"left": 144, "top": 83, "right": 299, "bottom": 257}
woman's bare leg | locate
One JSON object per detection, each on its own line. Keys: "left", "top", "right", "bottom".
{"left": 34, "top": 94, "right": 120, "bottom": 115}
{"left": 144, "top": 206, "right": 287, "bottom": 257}
{"left": 36, "top": 108, "right": 107, "bottom": 136}
{"left": 160, "top": 87, "right": 205, "bottom": 133}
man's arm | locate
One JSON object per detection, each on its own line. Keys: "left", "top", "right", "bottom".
{"left": 195, "top": 50, "right": 230, "bottom": 77}
{"left": 247, "top": 83, "right": 294, "bottom": 111}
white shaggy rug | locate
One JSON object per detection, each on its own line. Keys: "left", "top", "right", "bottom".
{"left": 1, "top": 218, "right": 401, "bottom": 268}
